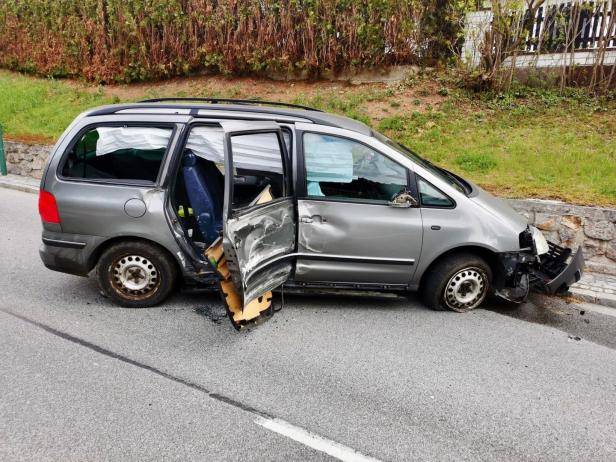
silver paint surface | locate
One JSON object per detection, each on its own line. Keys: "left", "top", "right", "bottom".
{"left": 295, "top": 199, "right": 422, "bottom": 284}
{"left": 40, "top": 115, "right": 190, "bottom": 276}
{"left": 223, "top": 199, "right": 296, "bottom": 304}
{"left": 124, "top": 198, "right": 147, "bottom": 218}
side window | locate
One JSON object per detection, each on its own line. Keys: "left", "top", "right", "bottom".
{"left": 229, "top": 132, "right": 286, "bottom": 208}
{"left": 303, "top": 133, "right": 407, "bottom": 202}
{"left": 184, "top": 126, "right": 287, "bottom": 210}
{"left": 185, "top": 125, "right": 291, "bottom": 166}
{"left": 62, "top": 126, "right": 172, "bottom": 182}
{"left": 418, "top": 178, "right": 454, "bottom": 207}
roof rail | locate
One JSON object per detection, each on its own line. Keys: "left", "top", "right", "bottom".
{"left": 138, "top": 97, "right": 322, "bottom": 112}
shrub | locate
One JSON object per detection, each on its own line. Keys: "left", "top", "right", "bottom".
{"left": 0, "top": 0, "right": 467, "bottom": 83}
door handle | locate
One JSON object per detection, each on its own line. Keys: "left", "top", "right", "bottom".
{"left": 300, "top": 215, "right": 326, "bottom": 224}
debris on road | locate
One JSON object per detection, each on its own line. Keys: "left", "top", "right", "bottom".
{"left": 206, "top": 236, "right": 274, "bottom": 331}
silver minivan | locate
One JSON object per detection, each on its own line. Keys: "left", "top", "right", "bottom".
{"left": 39, "top": 98, "right": 584, "bottom": 315}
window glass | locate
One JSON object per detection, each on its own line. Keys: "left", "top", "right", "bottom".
{"left": 183, "top": 126, "right": 288, "bottom": 211}
{"left": 185, "top": 125, "right": 290, "bottom": 165}
{"left": 418, "top": 178, "right": 454, "bottom": 207}
{"left": 62, "top": 126, "right": 172, "bottom": 182}
{"left": 230, "top": 132, "right": 286, "bottom": 209}
{"left": 373, "top": 132, "right": 471, "bottom": 195}
{"left": 303, "top": 133, "right": 407, "bottom": 202}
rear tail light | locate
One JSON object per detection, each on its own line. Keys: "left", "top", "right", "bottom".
{"left": 39, "top": 190, "right": 61, "bottom": 224}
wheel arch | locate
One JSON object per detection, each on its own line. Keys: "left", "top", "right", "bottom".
{"left": 418, "top": 245, "right": 500, "bottom": 291}
{"left": 87, "top": 235, "right": 182, "bottom": 277}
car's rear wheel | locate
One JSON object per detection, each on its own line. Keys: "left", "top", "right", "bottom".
{"left": 96, "top": 241, "right": 178, "bottom": 308}
{"left": 421, "top": 253, "right": 492, "bottom": 312}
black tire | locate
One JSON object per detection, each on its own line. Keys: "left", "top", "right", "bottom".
{"left": 96, "top": 240, "right": 178, "bottom": 308}
{"left": 421, "top": 252, "right": 492, "bottom": 312}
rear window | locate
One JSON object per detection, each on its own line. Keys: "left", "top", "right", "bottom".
{"left": 61, "top": 126, "right": 173, "bottom": 183}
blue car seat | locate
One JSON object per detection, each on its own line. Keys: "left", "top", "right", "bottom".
{"left": 182, "top": 151, "right": 224, "bottom": 245}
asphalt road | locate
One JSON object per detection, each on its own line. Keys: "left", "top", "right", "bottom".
{"left": 1, "top": 187, "right": 616, "bottom": 461}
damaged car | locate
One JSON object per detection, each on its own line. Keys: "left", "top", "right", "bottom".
{"left": 38, "top": 98, "right": 584, "bottom": 328}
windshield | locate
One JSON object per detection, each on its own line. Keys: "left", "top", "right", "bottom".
{"left": 374, "top": 132, "right": 471, "bottom": 195}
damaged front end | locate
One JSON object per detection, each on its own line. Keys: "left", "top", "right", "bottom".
{"left": 493, "top": 226, "right": 584, "bottom": 303}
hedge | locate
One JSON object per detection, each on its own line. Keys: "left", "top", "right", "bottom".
{"left": 0, "top": 0, "right": 465, "bottom": 83}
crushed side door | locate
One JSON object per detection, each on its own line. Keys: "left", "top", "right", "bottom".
{"left": 206, "top": 121, "right": 296, "bottom": 330}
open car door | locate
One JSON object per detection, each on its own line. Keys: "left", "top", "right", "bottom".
{"left": 206, "top": 121, "right": 296, "bottom": 329}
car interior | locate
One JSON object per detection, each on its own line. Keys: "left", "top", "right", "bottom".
{"left": 61, "top": 128, "right": 168, "bottom": 182}
{"left": 171, "top": 148, "right": 284, "bottom": 250}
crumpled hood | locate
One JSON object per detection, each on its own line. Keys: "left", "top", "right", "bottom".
{"left": 469, "top": 183, "right": 528, "bottom": 234}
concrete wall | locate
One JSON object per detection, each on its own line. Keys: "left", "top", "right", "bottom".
{"left": 4, "top": 141, "right": 616, "bottom": 275}
{"left": 503, "top": 50, "right": 616, "bottom": 69}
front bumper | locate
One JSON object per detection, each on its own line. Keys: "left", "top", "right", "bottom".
{"left": 530, "top": 242, "right": 584, "bottom": 294}
{"left": 494, "top": 240, "right": 584, "bottom": 303}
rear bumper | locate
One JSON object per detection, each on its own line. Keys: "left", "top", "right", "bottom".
{"left": 39, "top": 240, "right": 91, "bottom": 277}
{"left": 530, "top": 243, "right": 584, "bottom": 294}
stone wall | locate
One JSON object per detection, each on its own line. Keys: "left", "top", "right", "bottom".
{"left": 509, "top": 199, "right": 616, "bottom": 276}
{"left": 3, "top": 141, "right": 616, "bottom": 275}
{"left": 4, "top": 140, "right": 52, "bottom": 179}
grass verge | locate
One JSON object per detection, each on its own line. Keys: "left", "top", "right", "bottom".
{"left": 0, "top": 69, "right": 614, "bottom": 206}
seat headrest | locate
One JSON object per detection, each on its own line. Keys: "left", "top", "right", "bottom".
{"left": 183, "top": 150, "right": 198, "bottom": 167}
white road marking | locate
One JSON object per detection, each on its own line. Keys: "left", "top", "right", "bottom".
{"left": 255, "top": 416, "right": 382, "bottom": 462}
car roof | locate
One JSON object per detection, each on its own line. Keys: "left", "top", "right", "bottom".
{"left": 83, "top": 100, "right": 373, "bottom": 136}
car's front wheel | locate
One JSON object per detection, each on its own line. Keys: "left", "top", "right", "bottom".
{"left": 421, "top": 252, "right": 492, "bottom": 312}
{"left": 96, "top": 240, "right": 178, "bottom": 308}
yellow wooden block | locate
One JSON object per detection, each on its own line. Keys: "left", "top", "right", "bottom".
{"left": 220, "top": 279, "right": 272, "bottom": 328}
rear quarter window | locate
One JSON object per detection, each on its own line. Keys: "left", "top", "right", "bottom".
{"left": 61, "top": 126, "right": 173, "bottom": 183}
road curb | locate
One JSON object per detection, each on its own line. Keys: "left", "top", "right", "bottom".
{"left": 569, "top": 287, "right": 616, "bottom": 309}
{"left": 0, "top": 174, "right": 39, "bottom": 194}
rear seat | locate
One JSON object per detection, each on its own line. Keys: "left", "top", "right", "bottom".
{"left": 182, "top": 150, "right": 224, "bottom": 245}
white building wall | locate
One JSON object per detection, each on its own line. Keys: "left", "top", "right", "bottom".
{"left": 462, "top": 10, "right": 493, "bottom": 67}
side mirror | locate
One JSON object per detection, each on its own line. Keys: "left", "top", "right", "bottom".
{"left": 388, "top": 189, "right": 418, "bottom": 208}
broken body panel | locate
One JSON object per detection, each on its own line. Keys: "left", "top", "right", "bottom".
{"left": 494, "top": 234, "right": 584, "bottom": 304}
{"left": 206, "top": 121, "right": 297, "bottom": 325}
{"left": 222, "top": 196, "right": 295, "bottom": 305}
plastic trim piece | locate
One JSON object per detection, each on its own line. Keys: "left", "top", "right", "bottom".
{"left": 42, "top": 237, "right": 87, "bottom": 249}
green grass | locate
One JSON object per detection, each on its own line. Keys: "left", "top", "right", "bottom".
{"left": 0, "top": 71, "right": 116, "bottom": 142}
{"left": 376, "top": 92, "right": 616, "bottom": 207}
{"left": 0, "top": 69, "right": 614, "bottom": 206}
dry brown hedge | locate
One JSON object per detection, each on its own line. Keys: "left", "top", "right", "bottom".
{"left": 0, "top": 0, "right": 465, "bottom": 82}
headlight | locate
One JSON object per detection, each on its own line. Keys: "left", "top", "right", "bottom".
{"left": 530, "top": 226, "right": 549, "bottom": 255}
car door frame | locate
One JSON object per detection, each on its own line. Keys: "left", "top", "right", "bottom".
{"left": 220, "top": 121, "right": 298, "bottom": 304}
{"left": 292, "top": 122, "right": 423, "bottom": 288}
{"left": 162, "top": 119, "right": 299, "bottom": 286}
